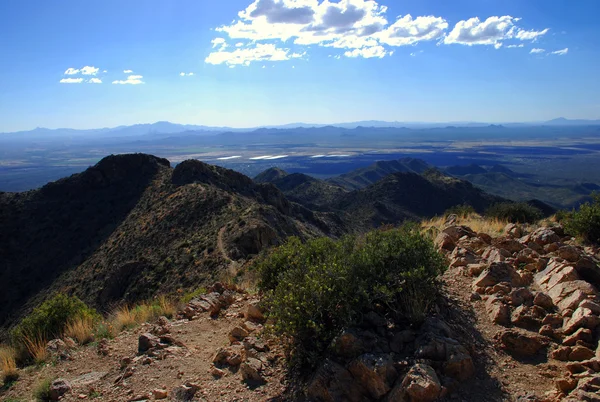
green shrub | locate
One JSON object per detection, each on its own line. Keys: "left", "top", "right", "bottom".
{"left": 486, "top": 202, "right": 543, "bottom": 224}
{"left": 444, "top": 204, "right": 475, "bottom": 218}
{"left": 33, "top": 378, "right": 52, "bottom": 401}
{"left": 11, "top": 294, "right": 99, "bottom": 344}
{"left": 255, "top": 225, "right": 446, "bottom": 369}
{"left": 563, "top": 193, "right": 600, "bottom": 244}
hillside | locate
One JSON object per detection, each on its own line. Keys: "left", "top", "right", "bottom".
{"left": 327, "top": 158, "right": 431, "bottom": 190}
{"left": 254, "top": 169, "right": 348, "bottom": 210}
{"left": 332, "top": 170, "right": 505, "bottom": 230}
{"left": 0, "top": 154, "right": 342, "bottom": 333}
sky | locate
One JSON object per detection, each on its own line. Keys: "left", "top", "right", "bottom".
{"left": 1, "top": 0, "right": 599, "bottom": 132}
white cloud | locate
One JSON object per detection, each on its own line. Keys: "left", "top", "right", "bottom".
{"left": 60, "top": 78, "right": 84, "bottom": 84}
{"left": 80, "top": 66, "right": 99, "bottom": 75}
{"left": 507, "top": 44, "right": 524, "bottom": 48}
{"left": 530, "top": 48, "right": 545, "bottom": 54}
{"left": 344, "top": 45, "right": 390, "bottom": 59}
{"left": 211, "top": 38, "right": 227, "bottom": 50}
{"left": 377, "top": 15, "right": 448, "bottom": 47}
{"left": 179, "top": 72, "right": 194, "bottom": 76}
{"left": 64, "top": 68, "right": 80, "bottom": 75}
{"left": 103, "top": 70, "right": 108, "bottom": 73}
{"left": 209, "top": 3, "right": 552, "bottom": 62}
{"left": 88, "top": 78, "right": 102, "bottom": 84}
{"left": 123, "top": 69, "right": 133, "bottom": 73}
{"left": 112, "top": 75, "right": 145, "bottom": 85}
{"left": 205, "top": 43, "right": 303, "bottom": 66}
{"left": 444, "top": 16, "right": 549, "bottom": 48}
{"left": 516, "top": 28, "right": 549, "bottom": 41}
{"left": 550, "top": 47, "right": 568, "bottom": 56}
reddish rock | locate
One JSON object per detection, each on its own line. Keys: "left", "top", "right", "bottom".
{"left": 510, "top": 287, "right": 534, "bottom": 306}
{"left": 496, "top": 329, "right": 548, "bottom": 356}
{"left": 563, "top": 307, "right": 600, "bottom": 334}
{"left": 542, "top": 313, "right": 564, "bottom": 328}
{"left": 533, "top": 292, "right": 554, "bottom": 310}
{"left": 435, "top": 232, "right": 456, "bottom": 252}
{"left": 555, "top": 377, "right": 578, "bottom": 393}
{"left": 558, "top": 245, "right": 581, "bottom": 262}
{"left": 347, "top": 354, "right": 398, "bottom": 400}
{"left": 550, "top": 346, "right": 571, "bottom": 361}
{"left": 547, "top": 281, "right": 598, "bottom": 312}
{"left": 568, "top": 346, "right": 596, "bottom": 361}
{"left": 475, "top": 262, "right": 522, "bottom": 288}
{"left": 389, "top": 364, "right": 441, "bottom": 402}
{"left": 563, "top": 328, "right": 593, "bottom": 346}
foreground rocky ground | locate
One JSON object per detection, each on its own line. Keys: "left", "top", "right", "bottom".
{"left": 2, "top": 220, "right": 600, "bottom": 401}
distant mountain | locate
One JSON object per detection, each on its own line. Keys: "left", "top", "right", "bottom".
{"left": 255, "top": 169, "right": 348, "bottom": 210}
{"left": 0, "top": 154, "right": 342, "bottom": 331}
{"left": 544, "top": 118, "right": 600, "bottom": 126}
{"left": 328, "top": 158, "right": 431, "bottom": 190}
{"left": 332, "top": 169, "right": 505, "bottom": 230}
{"left": 445, "top": 164, "right": 488, "bottom": 176}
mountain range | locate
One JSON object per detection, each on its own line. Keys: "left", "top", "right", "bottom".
{"left": 0, "top": 153, "right": 557, "bottom": 334}
{"left": 3, "top": 118, "right": 600, "bottom": 139}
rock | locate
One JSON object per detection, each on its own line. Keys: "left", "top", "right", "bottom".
{"left": 575, "top": 257, "right": 600, "bottom": 288}
{"left": 245, "top": 301, "right": 266, "bottom": 322}
{"left": 493, "top": 238, "right": 525, "bottom": 253}
{"left": 49, "top": 379, "right": 71, "bottom": 401}
{"left": 347, "top": 354, "right": 398, "bottom": 400}
{"left": 435, "top": 232, "right": 456, "bottom": 251}
{"left": 511, "top": 305, "right": 542, "bottom": 329}
{"left": 442, "top": 226, "right": 475, "bottom": 241}
{"left": 47, "top": 339, "right": 72, "bottom": 361}
{"left": 138, "top": 333, "right": 160, "bottom": 353}
{"left": 496, "top": 329, "right": 548, "bottom": 356}
{"left": 542, "top": 313, "right": 564, "bottom": 328}
{"left": 478, "top": 232, "right": 493, "bottom": 244}
{"left": 569, "top": 346, "right": 596, "bottom": 361}
{"left": 481, "top": 247, "right": 506, "bottom": 263}
{"left": 559, "top": 246, "right": 581, "bottom": 262}
{"left": 550, "top": 346, "right": 571, "bottom": 361}
{"left": 171, "top": 381, "right": 200, "bottom": 401}
{"left": 444, "top": 344, "right": 475, "bottom": 381}
{"left": 212, "top": 347, "right": 229, "bottom": 365}
{"left": 544, "top": 243, "right": 560, "bottom": 253}
{"left": 563, "top": 307, "right": 600, "bottom": 334}
{"left": 563, "top": 328, "right": 594, "bottom": 346}
{"left": 364, "top": 311, "right": 387, "bottom": 327}
{"left": 510, "top": 288, "right": 534, "bottom": 306}
{"left": 153, "top": 389, "right": 168, "bottom": 399}
{"left": 228, "top": 326, "right": 249, "bottom": 343}
{"left": 580, "top": 299, "right": 600, "bottom": 315}
{"left": 535, "top": 260, "right": 579, "bottom": 291}
{"left": 528, "top": 228, "right": 561, "bottom": 246}
{"left": 467, "top": 263, "right": 488, "bottom": 277}
{"left": 492, "top": 283, "right": 512, "bottom": 295}
{"left": 332, "top": 329, "right": 365, "bottom": 358}
{"left": 556, "top": 377, "right": 578, "bottom": 393}
{"left": 389, "top": 363, "right": 441, "bottom": 402}
{"left": 240, "top": 357, "right": 264, "bottom": 383}
{"left": 486, "top": 297, "right": 511, "bottom": 326}
{"left": 533, "top": 292, "right": 554, "bottom": 310}
{"left": 516, "top": 248, "right": 539, "bottom": 264}
{"left": 547, "top": 280, "right": 599, "bottom": 312}
{"left": 474, "top": 262, "right": 521, "bottom": 288}
{"left": 505, "top": 223, "right": 523, "bottom": 238}
{"left": 241, "top": 320, "right": 261, "bottom": 333}
{"left": 539, "top": 325, "right": 557, "bottom": 339}
{"left": 307, "top": 359, "right": 367, "bottom": 402}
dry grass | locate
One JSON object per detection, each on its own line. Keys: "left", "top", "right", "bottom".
{"left": 22, "top": 334, "right": 48, "bottom": 365}
{"left": 111, "top": 296, "right": 177, "bottom": 332}
{"left": 63, "top": 317, "right": 94, "bottom": 345}
{"left": 422, "top": 213, "right": 512, "bottom": 238}
{"left": 1, "top": 345, "right": 19, "bottom": 383}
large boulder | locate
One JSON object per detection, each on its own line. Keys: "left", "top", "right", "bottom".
{"left": 434, "top": 232, "right": 456, "bottom": 252}
{"left": 563, "top": 307, "right": 600, "bottom": 334}
{"left": 495, "top": 330, "right": 549, "bottom": 356}
{"left": 307, "top": 359, "right": 368, "bottom": 402}
{"left": 474, "top": 262, "right": 522, "bottom": 288}
{"left": 387, "top": 364, "right": 441, "bottom": 402}
{"left": 347, "top": 354, "right": 398, "bottom": 400}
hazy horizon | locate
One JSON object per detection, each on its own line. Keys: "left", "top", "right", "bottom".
{"left": 2, "top": 0, "right": 600, "bottom": 132}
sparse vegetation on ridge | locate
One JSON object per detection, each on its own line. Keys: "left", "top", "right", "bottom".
{"left": 561, "top": 192, "right": 600, "bottom": 244}
{"left": 485, "top": 202, "right": 543, "bottom": 224}
{"left": 255, "top": 225, "right": 446, "bottom": 370}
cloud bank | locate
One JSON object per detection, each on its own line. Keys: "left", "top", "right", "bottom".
{"left": 206, "top": 0, "right": 553, "bottom": 66}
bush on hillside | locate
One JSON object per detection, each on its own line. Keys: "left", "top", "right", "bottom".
{"left": 11, "top": 294, "right": 99, "bottom": 344}
{"left": 255, "top": 225, "right": 446, "bottom": 370}
{"left": 563, "top": 193, "right": 600, "bottom": 244}
{"left": 486, "top": 202, "right": 543, "bottom": 224}
{"left": 444, "top": 204, "right": 476, "bottom": 218}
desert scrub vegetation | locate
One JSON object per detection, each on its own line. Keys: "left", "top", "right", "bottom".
{"left": 33, "top": 377, "right": 52, "bottom": 401}
{"left": 1, "top": 345, "right": 19, "bottom": 385}
{"left": 11, "top": 294, "right": 99, "bottom": 345}
{"left": 485, "top": 202, "right": 543, "bottom": 224}
{"left": 111, "top": 296, "right": 176, "bottom": 332}
{"left": 254, "top": 225, "right": 446, "bottom": 370}
{"left": 444, "top": 204, "right": 476, "bottom": 219}
{"left": 561, "top": 193, "right": 600, "bottom": 244}
{"left": 422, "top": 213, "right": 508, "bottom": 237}
{"left": 63, "top": 316, "right": 95, "bottom": 345}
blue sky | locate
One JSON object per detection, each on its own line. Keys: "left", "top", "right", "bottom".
{"left": 1, "top": 0, "right": 599, "bottom": 132}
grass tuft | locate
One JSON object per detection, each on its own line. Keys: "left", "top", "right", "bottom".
{"left": 22, "top": 333, "right": 48, "bottom": 366}
{"left": 1, "top": 345, "right": 19, "bottom": 384}
{"left": 63, "top": 316, "right": 94, "bottom": 345}
{"left": 33, "top": 378, "right": 52, "bottom": 401}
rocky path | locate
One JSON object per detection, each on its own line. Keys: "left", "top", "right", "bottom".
{"left": 437, "top": 221, "right": 600, "bottom": 401}
{"left": 3, "top": 287, "right": 287, "bottom": 401}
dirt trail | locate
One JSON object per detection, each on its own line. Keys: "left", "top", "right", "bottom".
{"left": 2, "top": 296, "right": 286, "bottom": 402}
